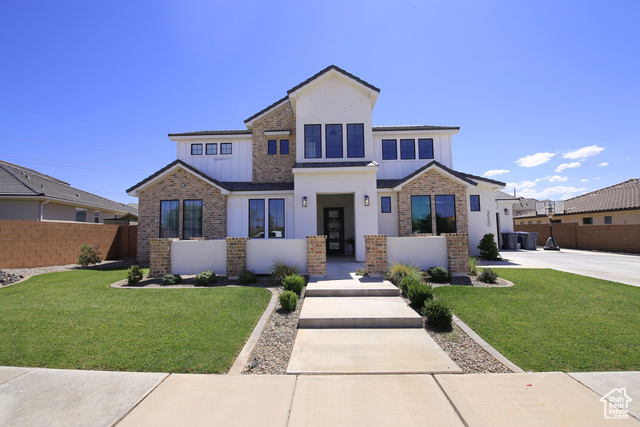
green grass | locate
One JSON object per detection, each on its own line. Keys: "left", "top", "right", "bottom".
{"left": 0, "top": 268, "right": 271, "bottom": 374}
{"left": 433, "top": 268, "right": 640, "bottom": 372}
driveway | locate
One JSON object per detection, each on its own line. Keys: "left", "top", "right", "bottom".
{"left": 480, "top": 249, "right": 640, "bottom": 287}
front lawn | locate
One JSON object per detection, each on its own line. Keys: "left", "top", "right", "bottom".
{"left": 0, "top": 269, "right": 271, "bottom": 373}
{"left": 433, "top": 268, "right": 640, "bottom": 372}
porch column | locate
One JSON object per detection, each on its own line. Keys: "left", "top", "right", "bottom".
{"left": 306, "top": 235, "right": 326, "bottom": 277}
{"left": 365, "top": 234, "right": 387, "bottom": 277}
{"left": 149, "top": 238, "right": 177, "bottom": 278}
{"left": 226, "top": 237, "right": 247, "bottom": 279}
{"left": 445, "top": 233, "right": 469, "bottom": 276}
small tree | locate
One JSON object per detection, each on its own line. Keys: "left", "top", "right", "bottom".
{"left": 477, "top": 233, "right": 500, "bottom": 260}
{"left": 78, "top": 244, "right": 102, "bottom": 267}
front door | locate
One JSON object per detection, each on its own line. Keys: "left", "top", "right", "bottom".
{"left": 324, "top": 207, "right": 344, "bottom": 255}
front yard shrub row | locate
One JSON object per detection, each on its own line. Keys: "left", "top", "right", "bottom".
{"left": 271, "top": 261, "right": 298, "bottom": 285}
{"left": 399, "top": 276, "right": 421, "bottom": 293}
{"left": 196, "top": 270, "right": 218, "bottom": 286}
{"left": 127, "top": 265, "right": 143, "bottom": 284}
{"left": 386, "top": 263, "right": 422, "bottom": 286}
{"left": 283, "top": 274, "right": 305, "bottom": 296}
{"left": 279, "top": 291, "right": 298, "bottom": 311}
{"left": 427, "top": 266, "right": 450, "bottom": 283}
{"left": 406, "top": 283, "right": 434, "bottom": 308}
{"left": 422, "top": 300, "right": 453, "bottom": 329}
{"left": 162, "top": 274, "right": 182, "bottom": 286}
{"left": 478, "top": 268, "right": 498, "bottom": 284}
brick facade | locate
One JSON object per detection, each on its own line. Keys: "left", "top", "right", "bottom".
{"left": 444, "top": 233, "right": 470, "bottom": 275}
{"left": 306, "top": 235, "right": 326, "bottom": 277}
{"left": 251, "top": 103, "right": 297, "bottom": 183}
{"left": 226, "top": 237, "right": 247, "bottom": 278}
{"left": 365, "top": 234, "right": 387, "bottom": 276}
{"left": 149, "top": 238, "right": 175, "bottom": 278}
{"left": 137, "top": 168, "right": 227, "bottom": 263}
{"left": 397, "top": 169, "right": 469, "bottom": 237}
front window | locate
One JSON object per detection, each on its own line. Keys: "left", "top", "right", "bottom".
{"left": 183, "top": 200, "right": 203, "bottom": 239}
{"left": 418, "top": 139, "right": 434, "bottom": 159}
{"left": 160, "top": 200, "right": 179, "bottom": 238}
{"left": 470, "top": 195, "right": 480, "bottom": 211}
{"left": 347, "top": 124, "right": 364, "bottom": 158}
{"left": 75, "top": 208, "right": 87, "bottom": 222}
{"left": 268, "top": 140, "right": 277, "bottom": 154}
{"left": 249, "top": 199, "right": 265, "bottom": 238}
{"left": 304, "top": 124, "right": 322, "bottom": 158}
{"left": 325, "top": 124, "right": 343, "bottom": 158}
{"left": 220, "top": 143, "right": 232, "bottom": 155}
{"left": 411, "top": 195, "right": 431, "bottom": 233}
{"left": 381, "top": 196, "right": 391, "bottom": 213}
{"left": 269, "top": 199, "right": 285, "bottom": 238}
{"left": 382, "top": 139, "right": 397, "bottom": 160}
{"left": 191, "top": 144, "right": 203, "bottom": 155}
{"left": 435, "top": 195, "right": 456, "bottom": 234}
{"left": 400, "top": 139, "right": 415, "bottom": 159}
{"left": 280, "top": 140, "right": 289, "bottom": 154}
{"left": 206, "top": 143, "right": 217, "bottom": 155}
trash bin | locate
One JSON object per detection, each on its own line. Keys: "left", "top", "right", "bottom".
{"left": 502, "top": 233, "right": 518, "bottom": 249}
{"left": 523, "top": 232, "right": 538, "bottom": 250}
{"left": 515, "top": 231, "right": 530, "bottom": 250}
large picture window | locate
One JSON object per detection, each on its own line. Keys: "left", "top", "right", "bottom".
{"left": 435, "top": 195, "right": 456, "bottom": 234}
{"left": 347, "top": 124, "right": 364, "bottom": 158}
{"left": 160, "top": 200, "right": 179, "bottom": 238}
{"left": 269, "top": 199, "right": 285, "bottom": 238}
{"left": 183, "top": 200, "right": 203, "bottom": 239}
{"left": 418, "top": 138, "right": 434, "bottom": 159}
{"left": 325, "top": 124, "right": 343, "bottom": 158}
{"left": 411, "top": 195, "right": 431, "bottom": 234}
{"left": 305, "top": 124, "right": 322, "bottom": 158}
{"left": 249, "top": 199, "right": 265, "bottom": 238}
{"left": 382, "top": 139, "right": 397, "bottom": 160}
{"left": 400, "top": 139, "right": 415, "bottom": 159}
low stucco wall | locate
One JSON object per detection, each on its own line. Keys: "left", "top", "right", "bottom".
{"left": 170, "top": 240, "right": 227, "bottom": 275}
{"left": 387, "top": 236, "right": 448, "bottom": 270}
{"left": 246, "top": 239, "right": 307, "bottom": 274}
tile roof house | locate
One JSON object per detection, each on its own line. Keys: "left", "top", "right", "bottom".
{"left": 128, "top": 66, "right": 511, "bottom": 263}
{"left": 0, "top": 159, "right": 136, "bottom": 223}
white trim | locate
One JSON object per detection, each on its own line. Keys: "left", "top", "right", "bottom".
{"left": 392, "top": 165, "right": 475, "bottom": 191}
{"left": 228, "top": 190, "right": 294, "bottom": 196}
{"left": 373, "top": 129, "right": 459, "bottom": 136}
{"left": 127, "top": 164, "right": 230, "bottom": 197}
{"left": 264, "top": 130, "right": 291, "bottom": 136}
{"left": 244, "top": 98, "right": 290, "bottom": 129}
{"left": 169, "top": 133, "right": 251, "bottom": 141}
{"left": 292, "top": 165, "right": 379, "bottom": 175}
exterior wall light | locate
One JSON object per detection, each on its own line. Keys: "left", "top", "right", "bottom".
{"left": 302, "top": 196, "right": 307, "bottom": 207}
{"left": 364, "top": 195, "right": 370, "bottom": 206}
{"left": 504, "top": 208, "right": 509, "bottom": 215}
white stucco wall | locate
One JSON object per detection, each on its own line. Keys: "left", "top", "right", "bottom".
{"left": 0, "top": 199, "right": 40, "bottom": 221}
{"left": 467, "top": 185, "right": 502, "bottom": 256}
{"left": 377, "top": 192, "right": 399, "bottom": 236}
{"left": 387, "top": 236, "right": 448, "bottom": 270}
{"left": 176, "top": 137, "right": 253, "bottom": 182}
{"left": 227, "top": 193, "right": 295, "bottom": 238}
{"left": 171, "top": 240, "right": 227, "bottom": 275}
{"left": 246, "top": 239, "right": 307, "bottom": 274}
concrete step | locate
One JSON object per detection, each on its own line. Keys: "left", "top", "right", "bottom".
{"left": 305, "top": 279, "right": 399, "bottom": 297}
{"left": 298, "top": 297, "right": 422, "bottom": 328}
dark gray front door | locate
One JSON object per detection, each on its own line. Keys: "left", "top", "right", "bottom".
{"left": 324, "top": 207, "right": 344, "bottom": 255}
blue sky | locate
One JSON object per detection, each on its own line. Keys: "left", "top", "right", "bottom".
{"left": 1, "top": 1, "right": 638, "bottom": 205}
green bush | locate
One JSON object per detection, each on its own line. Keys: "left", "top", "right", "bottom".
{"left": 478, "top": 268, "right": 499, "bottom": 284}
{"left": 399, "top": 276, "right": 422, "bottom": 293}
{"left": 427, "top": 266, "right": 450, "bottom": 283}
{"left": 196, "top": 270, "right": 217, "bottom": 286}
{"left": 239, "top": 270, "right": 258, "bottom": 284}
{"left": 468, "top": 256, "right": 479, "bottom": 276}
{"left": 271, "top": 261, "right": 298, "bottom": 285}
{"left": 78, "top": 244, "right": 102, "bottom": 267}
{"left": 406, "top": 283, "right": 434, "bottom": 307}
{"left": 355, "top": 268, "right": 369, "bottom": 277}
{"left": 477, "top": 233, "right": 500, "bottom": 260}
{"left": 127, "top": 265, "right": 143, "bottom": 285}
{"left": 279, "top": 290, "right": 298, "bottom": 311}
{"left": 422, "top": 300, "right": 453, "bottom": 329}
{"left": 162, "top": 274, "right": 182, "bottom": 286}
{"left": 283, "top": 274, "right": 305, "bottom": 296}
{"left": 386, "top": 263, "right": 422, "bottom": 287}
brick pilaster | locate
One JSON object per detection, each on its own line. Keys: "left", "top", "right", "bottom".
{"left": 365, "top": 234, "right": 387, "bottom": 277}
{"left": 444, "top": 233, "right": 469, "bottom": 276}
{"left": 226, "top": 237, "right": 247, "bottom": 279}
{"left": 306, "top": 235, "right": 326, "bottom": 277}
{"left": 149, "top": 238, "right": 176, "bottom": 278}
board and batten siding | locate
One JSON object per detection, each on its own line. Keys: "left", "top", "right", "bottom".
{"left": 176, "top": 138, "right": 253, "bottom": 182}
{"left": 372, "top": 134, "right": 453, "bottom": 179}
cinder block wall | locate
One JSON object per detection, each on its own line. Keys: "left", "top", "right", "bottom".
{"left": 515, "top": 223, "right": 640, "bottom": 253}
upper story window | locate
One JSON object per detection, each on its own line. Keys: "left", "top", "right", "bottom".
{"left": 191, "top": 144, "right": 203, "bottom": 155}
{"left": 604, "top": 215, "right": 612, "bottom": 224}
{"left": 583, "top": 217, "right": 593, "bottom": 225}
{"left": 206, "top": 143, "right": 217, "bottom": 155}
{"left": 268, "top": 140, "right": 277, "bottom": 155}
{"left": 280, "top": 140, "right": 289, "bottom": 154}
{"left": 435, "top": 195, "right": 456, "bottom": 234}
{"left": 418, "top": 139, "right": 434, "bottom": 159}
{"left": 220, "top": 143, "right": 232, "bottom": 155}
{"left": 347, "top": 124, "right": 364, "bottom": 158}
{"left": 304, "top": 124, "right": 322, "bottom": 158}
{"left": 381, "top": 196, "right": 391, "bottom": 213}
{"left": 382, "top": 139, "right": 397, "bottom": 160}
{"left": 470, "top": 195, "right": 480, "bottom": 211}
{"left": 400, "top": 139, "right": 415, "bottom": 159}
{"left": 325, "top": 124, "right": 343, "bottom": 158}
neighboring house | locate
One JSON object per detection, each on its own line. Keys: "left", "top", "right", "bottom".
{"left": 514, "top": 179, "right": 640, "bottom": 226}
{"left": 512, "top": 197, "right": 544, "bottom": 217}
{"left": 0, "top": 160, "right": 136, "bottom": 223}
{"left": 128, "top": 65, "right": 510, "bottom": 263}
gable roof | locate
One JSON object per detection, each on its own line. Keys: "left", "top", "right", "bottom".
{"left": 495, "top": 191, "right": 518, "bottom": 201}
{"left": 373, "top": 125, "right": 460, "bottom": 132}
{"left": 376, "top": 161, "right": 506, "bottom": 190}
{"left": 168, "top": 129, "right": 252, "bottom": 137}
{"left": 0, "top": 160, "right": 136, "bottom": 214}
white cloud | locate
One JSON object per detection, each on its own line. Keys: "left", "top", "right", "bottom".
{"left": 555, "top": 162, "right": 581, "bottom": 173}
{"left": 517, "top": 186, "right": 587, "bottom": 200}
{"left": 515, "top": 152, "right": 556, "bottom": 167}
{"left": 598, "top": 162, "right": 609, "bottom": 166}
{"left": 595, "top": 177, "right": 600, "bottom": 180}
{"left": 563, "top": 145, "right": 605, "bottom": 160}
{"left": 535, "top": 176, "right": 550, "bottom": 182}
{"left": 549, "top": 175, "right": 568, "bottom": 182}
{"left": 483, "top": 169, "right": 510, "bottom": 177}
{"left": 580, "top": 179, "right": 589, "bottom": 182}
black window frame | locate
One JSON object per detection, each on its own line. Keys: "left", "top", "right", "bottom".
{"left": 304, "top": 124, "right": 322, "bottom": 159}
{"left": 268, "top": 139, "right": 277, "bottom": 155}
{"left": 583, "top": 217, "right": 593, "bottom": 225}
{"left": 183, "top": 199, "right": 203, "bottom": 239}
{"left": 418, "top": 138, "right": 434, "bottom": 159}
{"left": 249, "top": 199, "right": 265, "bottom": 238}
{"left": 206, "top": 143, "right": 217, "bottom": 155}
{"left": 346, "top": 123, "right": 365, "bottom": 158}
{"left": 400, "top": 139, "right": 416, "bottom": 159}
{"left": 435, "top": 195, "right": 457, "bottom": 234}
{"left": 410, "top": 195, "right": 432, "bottom": 234}
{"left": 268, "top": 198, "right": 285, "bottom": 238}
{"left": 325, "top": 124, "right": 343, "bottom": 158}
{"left": 381, "top": 196, "right": 392, "bottom": 213}
{"left": 470, "top": 195, "right": 481, "bottom": 211}
{"left": 159, "top": 200, "right": 179, "bottom": 238}
{"left": 381, "top": 139, "right": 397, "bottom": 160}
{"left": 280, "top": 139, "right": 289, "bottom": 154}
{"left": 75, "top": 208, "right": 87, "bottom": 222}
{"left": 191, "top": 143, "right": 203, "bottom": 155}
{"left": 604, "top": 216, "right": 612, "bottom": 224}
{"left": 220, "top": 143, "right": 232, "bottom": 155}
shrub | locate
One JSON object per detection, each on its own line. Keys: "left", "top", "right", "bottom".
{"left": 386, "top": 263, "right": 422, "bottom": 287}
{"left": 162, "top": 274, "right": 182, "bottom": 286}
{"left": 427, "top": 266, "right": 450, "bottom": 283}
{"left": 355, "top": 268, "right": 369, "bottom": 277}
{"left": 283, "top": 274, "right": 305, "bottom": 296}
{"left": 468, "top": 256, "right": 479, "bottom": 276}
{"left": 127, "top": 265, "right": 143, "bottom": 285}
{"left": 279, "top": 291, "right": 298, "bottom": 311}
{"left": 422, "top": 300, "right": 453, "bottom": 329}
{"left": 78, "top": 244, "right": 102, "bottom": 267}
{"left": 196, "top": 270, "right": 217, "bottom": 286}
{"left": 399, "top": 276, "right": 422, "bottom": 293}
{"left": 239, "top": 270, "right": 258, "bottom": 284}
{"left": 478, "top": 268, "right": 498, "bottom": 284}
{"left": 406, "top": 283, "right": 434, "bottom": 307}
{"left": 271, "top": 261, "right": 298, "bottom": 285}
{"left": 477, "top": 233, "right": 500, "bottom": 260}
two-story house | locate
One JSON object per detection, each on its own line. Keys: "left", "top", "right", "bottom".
{"left": 128, "top": 66, "right": 510, "bottom": 264}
